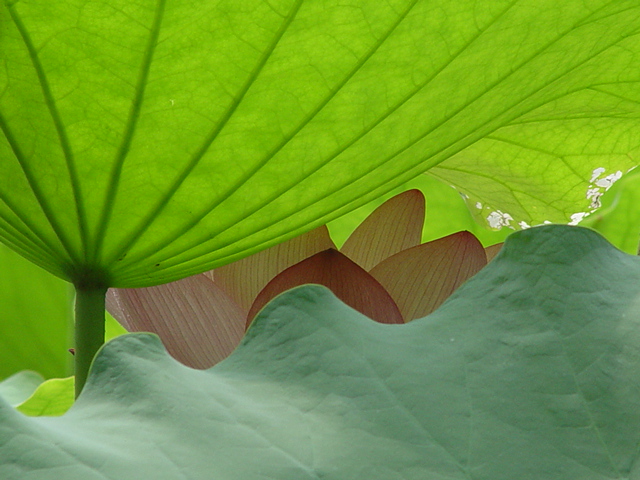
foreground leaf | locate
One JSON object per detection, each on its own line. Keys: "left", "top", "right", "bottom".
{"left": 1, "top": 1, "right": 639, "bottom": 287}
{"left": 2, "top": 226, "right": 640, "bottom": 479}
{"left": 0, "top": 371, "right": 43, "bottom": 407}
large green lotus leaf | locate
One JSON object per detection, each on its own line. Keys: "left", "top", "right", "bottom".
{"left": 2, "top": 225, "right": 640, "bottom": 479}
{"left": 1, "top": 1, "right": 640, "bottom": 287}
{"left": 0, "top": 242, "right": 70, "bottom": 380}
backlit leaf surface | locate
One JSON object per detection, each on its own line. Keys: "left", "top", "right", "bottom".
{"left": 15, "top": 377, "right": 74, "bottom": 417}
{"left": 1, "top": 1, "right": 639, "bottom": 287}
{"left": 582, "top": 167, "right": 640, "bottom": 254}
{"left": 2, "top": 226, "right": 640, "bottom": 479}
{"left": 0, "top": 243, "right": 69, "bottom": 380}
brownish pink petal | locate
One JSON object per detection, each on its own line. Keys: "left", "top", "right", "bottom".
{"left": 207, "top": 225, "right": 335, "bottom": 313}
{"left": 247, "top": 249, "right": 404, "bottom": 327}
{"left": 341, "top": 189, "right": 425, "bottom": 271}
{"left": 106, "top": 275, "right": 245, "bottom": 369}
{"left": 485, "top": 242, "right": 504, "bottom": 262}
{"left": 369, "top": 231, "right": 487, "bottom": 322}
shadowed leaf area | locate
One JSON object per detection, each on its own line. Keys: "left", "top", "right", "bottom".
{"left": 2, "top": 225, "right": 640, "bottom": 479}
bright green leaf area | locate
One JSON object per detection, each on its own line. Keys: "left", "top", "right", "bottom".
{"left": 583, "top": 167, "right": 640, "bottom": 254}
{"left": 104, "top": 311, "right": 127, "bottom": 342}
{"left": 0, "top": 373, "right": 74, "bottom": 417}
{"left": 0, "top": 243, "right": 70, "bottom": 379}
{"left": 2, "top": 225, "right": 639, "bottom": 479}
{"left": 1, "top": 1, "right": 639, "bottom": 288}
{"left": 15, "top": 377, "right": 74, "bottom": 417}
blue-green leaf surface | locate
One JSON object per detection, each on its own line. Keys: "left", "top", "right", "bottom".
{"left": 0, "top": 371, "right": 43, "bottom": 407}
{"left": 1, "top": 1, "right": 639, "bottom": 287}
{"left": 1, "top": 226, "right": 639, "bottom": 479}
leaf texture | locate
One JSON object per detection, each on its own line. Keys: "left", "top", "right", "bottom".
{"left": 1, "top": 1, "right": 640, "bottom": 286}
{"left": 2, "top": 226, "right": 640, "bottom": 479}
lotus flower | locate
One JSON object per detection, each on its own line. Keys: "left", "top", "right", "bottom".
{"left": 107, "top": 190, "right": 501, "bottom": 368}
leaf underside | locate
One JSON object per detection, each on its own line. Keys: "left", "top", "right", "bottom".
{"left": 2, "top": 226, "right": 640, "bottom": 479}
{"left": 1, "top": 1, "right": 639, "bottom": 286}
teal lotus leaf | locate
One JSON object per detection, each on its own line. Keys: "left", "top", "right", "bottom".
{"left": 0, "top": 371, "right": 43, "bottom": 407}
{"left": 1, "top": 225, "right": 639, "bottom": 479}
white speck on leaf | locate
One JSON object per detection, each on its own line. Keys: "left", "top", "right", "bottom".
{"left": 586, "top": 188, "right": 602, "bottom": 209}
{"left": 475, "top": 202, "right": 482, "bottom": 209}
{"left": 518, "top": 221, "right": 531, "bottom": 229}
{"left": 586, "top": 169, "right": 623, "bottom": 210}
{"left": 590, "top": 167, "right": 606, "bottom": 183}
{"left": 487, "top": 211, "right": 513, "bottom": 229}
{"left": 569, "top": 212, "right": 588, "bottom": 225}
{"left": 595, "top": 171, "right": 622, "bottom": 189}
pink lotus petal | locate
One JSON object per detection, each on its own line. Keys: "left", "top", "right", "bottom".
{"left": 247, "top": 249, "right": 404, "bottom": 326}
{"left": 485, "top": 243, "right": 504, "bottom": 262}
{"left": 370, "top": 231, "right": 487, "bottom": 321}
{"left": 107, "top": 275, "right": 245, "bottom": 369}
{"left": 208, "top": 226, "right": 335, "bottom": 313}
{"left": 341, "top": 190, "right": 425, "bottom": 271}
